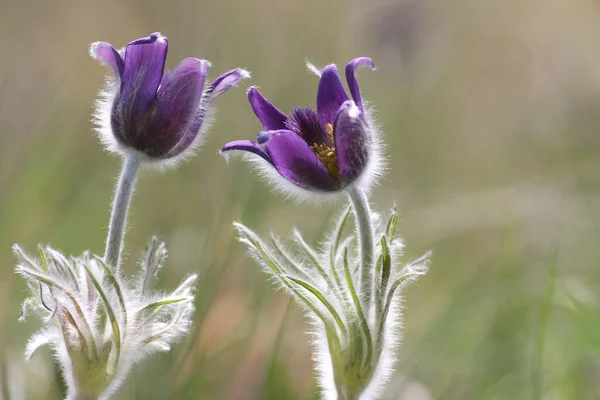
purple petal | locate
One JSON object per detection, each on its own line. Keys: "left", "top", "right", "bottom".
{"left": 139, "top": 58, "right": 209, "bottom": 158}
{"left": 90, "top": 41, "right": 124, "bottom": 79}
{"left": 208, "top": 68, "right": 250, "bottom": 99}
{"left": 222, "top": 139, "right": 272, "bottom": 163}
{"left": 345, "top": 57, "right": 375, "bottom": 118}
{"left": 316, "top": 64, "right": 350, "bottom": 125}
{"left": 333, "top": 101, "right": 370, "bottom": 184}
{"left": 248, "top": 87, "right": 289, "bottom": 130}
{"left": 121, "top": 33, "right": 168, "bottom": 134}
{"left": 264, "top": 130, "right": 338, "bottom": 191}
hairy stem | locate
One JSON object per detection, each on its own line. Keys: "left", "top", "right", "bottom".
{"left": 336, "top": 386, "right": 361, "bottom": 400}
{"left": 347, "top": 187, "right": 375, "bottom": 316}
{"left": 73, "top": 394, "right": 99, "bottom": 400}
{"left": 104, "top": 153, "right": 141, "bottom": 270}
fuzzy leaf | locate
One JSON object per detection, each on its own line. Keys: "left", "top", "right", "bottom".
{"left": 343, "top": 248, "right": 372, "bottom": 372}
{"left": 138, "top": 297, "right": 191, "bottom": 314}
{"left": 385, "top": 208, "right": 399, "bottom": 238}
{"left": 81, "top": 263, "right": 121, "bottom": 367}
{"left": 375, "top": 236, "right": 391, "bottom": 319}
{"left": 329, "top": 207, "right": 352, "bottom": 301}
{"left": 94, "top": 256, "right": 127, "bottom": 330}
{"left": 61, "top": 307, "right": 90, "bottom": 359}
{"left": 17, "top": 265, "right": 98, "bottom": 357}
{"left": 293, "top": 229, "right": 335, "bottom": 291}
{"left": 25, "top": 329, "right": 53, "bottom": 361}
{"left": 287, "top": 276, "right": 346, "bottom": 335}
{"left": 270, "top": 233, "right": 311, "bottom": 280}
{"left": 142, "top": 237, "right": 167, "bottom": 293}
{"left": 331, "top": 206, "right": 352, "bottom": 261}
{"left": 13, "top": 244, "right": 43, "bottom": 273}
{"left": 379, "top": 272, "right": 413, "bottom": 335}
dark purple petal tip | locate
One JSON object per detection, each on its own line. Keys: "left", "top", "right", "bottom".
{"left": 345, "top": 57, "right": 375, "bottom": 118}
{"left": 128, "top": 32, "right": 164, "bottom": 46}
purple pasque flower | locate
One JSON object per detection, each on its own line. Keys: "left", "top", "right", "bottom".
{"left": 222, "top": 58, "right": 377, "bottom": 193}
{"left": 91, "top": 33, "right": 249, "bottom": 161}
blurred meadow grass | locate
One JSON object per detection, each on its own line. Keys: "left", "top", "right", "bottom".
{"left": 2, "top": 0, "right": 600, "bottom": 398}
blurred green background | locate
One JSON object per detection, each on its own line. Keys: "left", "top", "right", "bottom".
{"left": 2, "top": 0, "right": 600, "bottom": 398}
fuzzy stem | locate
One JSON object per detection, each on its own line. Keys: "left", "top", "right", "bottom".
{"left": 104, "top": 153, "right": 141, "bottom": 270}
{"left": 73, "top": 394, "right": 98, "bottom": 400}
{"left": 336, "top": 386, "right": 361, "bottom": 400}
{"left": 347, "top": 187, "right": 375, "bottom": 316}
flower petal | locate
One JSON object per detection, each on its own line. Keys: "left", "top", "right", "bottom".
{"left": 263, "top": 130, "right": 338, "bottom": 191}
{"left": 333, "top": 101, "right": 370, "bottom": 184}
{"left": 221, "top": 139, "right": 272, "bottom": 163}
{"left": 316, "top": 64, "right": 350, "bottom": 125}
{"left": 120, "top": 33, "right": 168, "bottom": 134}
{"left": 208, "top": 68, "right": 250, "bottom": 99}
{"left": 345, "top": 57, "right": 375, "bottom": 118}
{"left": 139, "top": 58, "right": 210, "bottom": 158}
{"left": 90, "top": 41, "right": 124, "bottom": 79}
{"left": 248, "top": 87, "right": 289, "bottom": 130}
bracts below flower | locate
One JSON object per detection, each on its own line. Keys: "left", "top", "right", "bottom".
{"left": 234, "top": 205, "right": 429, "bottom": 400}
{"left": 15, "top": 237, "right": 196, "bottom": 400}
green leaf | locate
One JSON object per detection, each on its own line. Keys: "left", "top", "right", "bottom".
{"left": 137, "top": 297, "right": 190, "bottom": 314}
{"left": 293, "top": 230, "right": 336, "bottom": 291}
{"left": 37, "top": 246, "right": 50, "bottom": 273}
{"left": 343, "top": 248, "right": 373, "bottom": 373}
{"left": 61, "top": 307, "right": 90, "bottom": 359}
{"left": 376, "top": 236, "right": 391, "bottom": 318}
{"left": 385, "top": 208, "right": 399, "bottom": 238}
{"left": 235, "top": 222, "right": 282, "bottom": 275}
{"left": 236, "top": 222, "right": 342, "bottom": 350}
{"left": 82, "top": 263, "right": 121, "bottom": 371}
{"left": 331, "top": 206, "right": 352, "bottom": 259}
{"left": 287, "top": 276, "right": 347, "bottom": 335}
{"left": 17, "top": 266, "right": 98, "bottom": 358}
{"left": 329, "top": 207, "right": 352, "bottom": 303}
{"left": 94, "top": 256, "right": 127, "bottom": 330}
{"left": 379, "top": 273, "right": 413, "bottom": 335}
{"left": 270, "top": 234, "right": 311, "bottom": 280}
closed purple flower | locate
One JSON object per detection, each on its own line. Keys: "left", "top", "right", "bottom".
{"left": 91, "top": 33, "right": 249, "bottom": 162}
{"left": 222, "top": 58, "right": 379, "bottom": 194}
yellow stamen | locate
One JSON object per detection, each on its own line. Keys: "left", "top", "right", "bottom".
{"left": 310, "top": 124, "right": 339, "bottom": 182}
{"left": 326, "top": 123, "right": 334, "bottom": 135}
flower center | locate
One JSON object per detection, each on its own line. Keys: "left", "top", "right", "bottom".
{"left": 310, "top": 123, "right": 339, "bottom": 182}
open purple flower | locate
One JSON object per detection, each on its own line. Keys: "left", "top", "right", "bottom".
{"left": 222, "top": 58, "right": 377, "bottom": 193}
{"left": 91, "top": 32, "right": 249, "bottom": 161}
